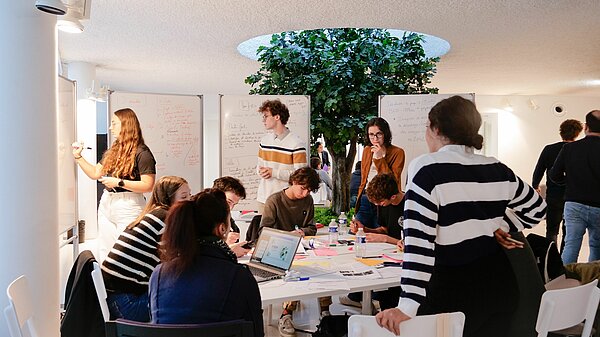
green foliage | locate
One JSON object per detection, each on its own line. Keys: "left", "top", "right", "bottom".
{"left": 314, "top": 207, "right": 355, "bottom": 226}
{"left": 245, "top": 28, "right": 439, "bottom": 212}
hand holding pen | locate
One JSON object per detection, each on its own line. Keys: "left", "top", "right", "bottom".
{"left": 71, "top": 141, "right": 92, "bottom": 159}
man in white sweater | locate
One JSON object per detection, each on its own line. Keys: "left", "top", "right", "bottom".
{"left": 256, "top": 99, "right": 307, "bottom": 213}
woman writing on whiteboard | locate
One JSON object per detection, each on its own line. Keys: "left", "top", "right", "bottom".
{"left": 73, "top": 108, "right": 156, "bottom": 262}
{"left": 353, "top": 117, "right": 405, "bottom": 229}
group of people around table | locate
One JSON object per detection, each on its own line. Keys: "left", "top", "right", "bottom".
{"left": 75, "top": 95, "right": 600, "bottom": 337}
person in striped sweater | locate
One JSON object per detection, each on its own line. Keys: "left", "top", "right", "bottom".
{"left": 256, "top": 99, "right": 307, "bottom": 213}
{"left": 101, "top": 175, "right": 190, "bottom": 322}
{"left": 376, "top": 96, "right": 546, "bottom": 337}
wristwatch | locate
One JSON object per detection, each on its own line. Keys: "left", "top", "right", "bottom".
{"left": 118, "top": 179, "right": 125, "bottom": 187}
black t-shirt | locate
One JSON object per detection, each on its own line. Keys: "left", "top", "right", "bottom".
{"left": 106, "top": 144, "right": 156, "bottom": 192}
{"left": 377, "top": 201, "right": 404, "bottom": 240}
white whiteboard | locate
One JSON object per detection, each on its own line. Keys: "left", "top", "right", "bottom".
{"left": 57, "top": 76, "right": 78, "bottom": 234}
{"left": 110, "top": 92, "right": 203, "bottom": 193}
{"left": 379, "top": 93, "right": 475, "bottom": 189}
{"left": 220, "top": 95, "right": 310, "bottom": 211}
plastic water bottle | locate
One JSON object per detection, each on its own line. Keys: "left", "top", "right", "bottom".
{"left": 328, "top": 218, "right": 339, "bottom": 245}
{"left": 355, "top": 227, "right": 367, "bottom": 258}
{"left": 338, "top": 212, "right": 348, "bottom": 237}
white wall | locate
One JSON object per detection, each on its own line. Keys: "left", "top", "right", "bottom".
{"left": 476, "top": 95, "right": 600, "bottom": 185}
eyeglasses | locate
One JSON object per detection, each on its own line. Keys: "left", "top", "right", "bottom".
{"left": 368, "top": 132, "right": 384, "bottom": 139}
{"left": 262, "top": 114, "right": 272, "bottom": 121}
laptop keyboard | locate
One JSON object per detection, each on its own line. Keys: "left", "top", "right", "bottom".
{"left": 248, "top": 265, "right": 279, "bottom": 279}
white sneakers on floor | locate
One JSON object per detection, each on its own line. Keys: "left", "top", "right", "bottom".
{"left": 338, "top": 295, "right": 362, "bottom": 308}
{"left": 278, "top": 314, "right": 296, "bottom": 337}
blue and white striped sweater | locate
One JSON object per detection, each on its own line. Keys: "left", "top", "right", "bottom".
{"left": 398, "top": 145, "right": 546, "bottom": 317}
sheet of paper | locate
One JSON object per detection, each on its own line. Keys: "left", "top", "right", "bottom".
{"left": 313, "top": 248, "right": 338, "bottom": 256}
{"left": 356, "top": 258, "right": 385, "bottom": 266}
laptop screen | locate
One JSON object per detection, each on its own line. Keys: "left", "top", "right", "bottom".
{"left": 250, "top": 228, "right": 301, "bottom": 271}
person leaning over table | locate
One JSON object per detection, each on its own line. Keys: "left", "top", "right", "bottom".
{"left": 102, "top": 175, "right": 190, "bottom": 322}
{"left": 354, "top": 117, "right": 405, "bottom": 229}
{"left": 258, "top": 167, "right": 327, "bottom": 337}
{"left": 72, "top": 108, "right": 156, "bottom": 262}
{"left": 149, "top": 189, "right": 264, "bottom": 337}
{"left": 342, "top": 173, "right": 405, "bottom": 311}
{"left": 375, "top": 96, "right": 546, "bottom": 337}
{"left": 212, "top": 176, "right": 251, "bottom": 257}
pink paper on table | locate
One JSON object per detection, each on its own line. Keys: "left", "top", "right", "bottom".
{"left": 313, "top": 248, "right": 338, "bottom": 256}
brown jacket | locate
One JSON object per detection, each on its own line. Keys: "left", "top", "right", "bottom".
{"left": 354, "top": 144, "right": 405, "bottom": 211}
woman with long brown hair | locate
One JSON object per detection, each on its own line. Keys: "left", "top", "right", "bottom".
{"left": 101, "top": 175, "right": 190, "bottom": 322}
{"left": 72, "top": 108, "right": 156, "bottom": 261}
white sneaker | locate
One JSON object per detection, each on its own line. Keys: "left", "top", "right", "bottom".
{"left": 278, "top": 314, "right": 296, "bottom": 337}
{"left": 339, "top": 295, "right": 362, "bottom": 308}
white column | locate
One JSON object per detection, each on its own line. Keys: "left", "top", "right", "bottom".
{"left": 67, "top": 62, "right": 99, "bottom": 240}
{"left": 0, "top": 3, "right": 60, "bottom": 337}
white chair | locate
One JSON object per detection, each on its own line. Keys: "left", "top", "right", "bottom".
{"left": 348, "top": 312, "right": 465, "bottom": 337}
{"left": 3, "top": 275, "right": 39, "bottom": 337}
{"left": 91, "top": 261, "right": 110, "bottom": 322}
{"left": 535, "top": 278, "right": 600, "bottom": 337}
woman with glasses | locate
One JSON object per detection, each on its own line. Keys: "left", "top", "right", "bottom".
{"left": 353, "top": 117, "right": 405, "bottom": 229}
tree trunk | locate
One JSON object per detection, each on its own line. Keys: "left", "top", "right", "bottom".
{"left": 328, "top": 137, "right": 357, "bottom": 214}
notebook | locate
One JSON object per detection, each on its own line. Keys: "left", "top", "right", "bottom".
{"left": 247, "top": 227, "right": 302, "bottom": 283}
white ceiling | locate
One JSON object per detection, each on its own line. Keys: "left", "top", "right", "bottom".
{"left": 58, "top": 0, "right": 600, "bottom": 97}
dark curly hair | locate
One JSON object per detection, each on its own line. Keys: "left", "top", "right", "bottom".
{"left": 366, "top": 173, "right": 399, "bottom": 203}
{"left": 559, "top": 119, "right": 583, "bottom": 141}
{"left": 259, "top": 99, "right": 290, "bottom": 125}
{"left": 289, "top": 167, "right": 321, "bottom": 192}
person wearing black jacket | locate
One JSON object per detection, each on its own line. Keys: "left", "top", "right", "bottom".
{"left": 550, "top": 110, "right": 600, "bottom": 264}
{"left": 532, "top": 119, "right": 582, "bottom": 249}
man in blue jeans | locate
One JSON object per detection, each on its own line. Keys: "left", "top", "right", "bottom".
{"left": 532, "top": 119, "right": 583, "bottom": 251}
{"left": 550, "top": 110, "right": 600, "bottom": 264}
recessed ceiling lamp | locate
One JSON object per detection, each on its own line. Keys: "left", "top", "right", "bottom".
{"left": 35, "top": 0, "right": 67, "bottom": 15}
{"left": 237, "top": 29, "right": 450, "bottom": 60}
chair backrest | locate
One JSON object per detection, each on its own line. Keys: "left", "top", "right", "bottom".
{"left": 105, "top": 318, "right": 254, "bottom": 337}
{"left": 91, "top": 261, "right": 110, "bottom": 322}
{"left": 3, "top": 275, "right": 39, "bottom": 337}
{"left": 348, "top": 312, "right": 466, "bottom": 337}
{"left": 536, "top": 278, "right": 600, "bottom": 337}
{"left": 245, "top": 214, "right": 262, "bottom": 243}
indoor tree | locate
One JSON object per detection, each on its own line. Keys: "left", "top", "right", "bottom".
{"left": 245, "top": 28, "right": 439, "bottom": 213}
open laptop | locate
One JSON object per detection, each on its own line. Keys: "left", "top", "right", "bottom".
{"left": 246, "top": 227, "right": 302, "bottom": 283}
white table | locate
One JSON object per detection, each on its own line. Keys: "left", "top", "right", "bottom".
{"left": 257, "top": 242, "right": 402, "bottom": 324}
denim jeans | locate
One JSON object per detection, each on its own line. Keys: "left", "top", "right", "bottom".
{"left": 355, "top": 194, "right": 379, "bottom": 229}
{"left": 561, "top": 202, "right": 600, "bottom": 264}
{"left": 107, "top": 292, "right": 150, "bottom": 322}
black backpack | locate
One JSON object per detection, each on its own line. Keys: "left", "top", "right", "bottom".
{"left": 526, "top": 233, "right": 566, "bottom": 283}
{"left": 311, "top": 314, "right": 350, "bottom": 337}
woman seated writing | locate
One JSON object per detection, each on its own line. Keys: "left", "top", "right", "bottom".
{"left": 149, "top": 189, "right": 264, "bottom": 337}
{"left": 102, "top": 175, "right": 190, "bottom": 322}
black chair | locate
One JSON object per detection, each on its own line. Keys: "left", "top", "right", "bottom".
{"left": 105, "top": 319, "right": 254, "bottom": 337}
{"left": 245, "top": 214, "right": 262, "bottom": 243}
